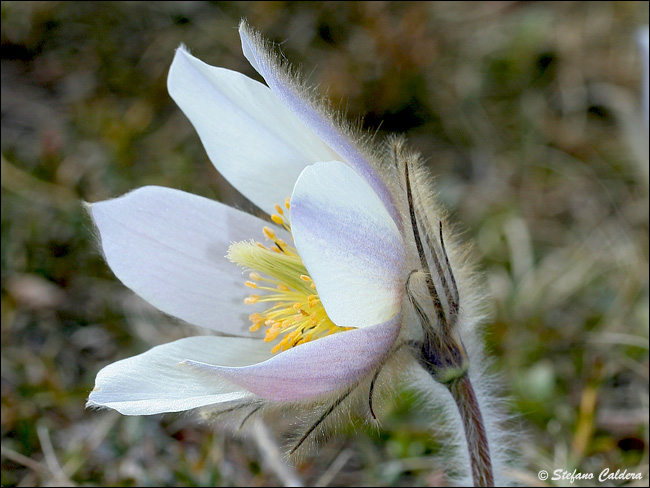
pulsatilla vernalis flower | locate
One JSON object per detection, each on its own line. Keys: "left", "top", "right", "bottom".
{"left": 88, "top": 22, "right": 494, "bottom": 484}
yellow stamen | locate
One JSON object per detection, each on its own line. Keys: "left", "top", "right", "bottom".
{"left": 227, "top": 200, "right": 351, "bottom": 355}
{"left": 265, "top": 327, "right": 281, "bottom": 342}
{"left": 274, "top": 204, "right": 284, "bottom": 215}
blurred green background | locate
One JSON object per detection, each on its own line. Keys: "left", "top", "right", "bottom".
{"left": 2, "top": 1, "right": 648, "bottom": 486}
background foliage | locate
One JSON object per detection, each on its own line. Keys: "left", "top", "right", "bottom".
{"left": 2, "top": 1, "right": 648, "bottom": 486}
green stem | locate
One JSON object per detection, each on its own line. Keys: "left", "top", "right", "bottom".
{"left": 448, "top": 374, "right": 494, "bottom": 487}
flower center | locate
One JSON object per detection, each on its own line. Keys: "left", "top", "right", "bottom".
{"left": 227, "top": 199, "right": 351, "bottom": 354}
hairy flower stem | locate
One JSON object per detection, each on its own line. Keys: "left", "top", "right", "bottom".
{"left": 448, "top": 374, "right": 494, "bottom": 487}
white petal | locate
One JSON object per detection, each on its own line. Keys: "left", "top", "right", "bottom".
{"left": 89, "top": 186, "right": 277, "bottom": 336}
{"left": 290, "top": 162, "right": 406, "bottom": 328}
{"left": 167, "top": 46, "right": 340, "bottom": 215}
{"left": 184, "top": 313, "right": 401, "bottom": 402}
{"left": 238, "top": 22, "right": 400, "bottom": 224}
{"left": 87, "top": 337, "right": 272, "bottom": 415}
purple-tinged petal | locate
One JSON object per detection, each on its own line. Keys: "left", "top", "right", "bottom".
{"left": 238, "top": 22, "right": 401, "bottom": 227}
{"left": 184, "top": 313, "right": 401, "bottom": 402}
{"left": 168, "top": 46, "right": 340, "bottom": 216}
{"left": 290, "top": 161, "right": 406, "bottom": 328}
{"left": 87, "top": 336, "right": 273, "bottom": 415}
{"left": 89, "top": 186, "right": 282, "bottom": 336}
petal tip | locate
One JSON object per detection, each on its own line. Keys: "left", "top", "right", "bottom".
{"left": 173, "top": 43, "right": 194, "bottom": 62}
{"left": 85, "top": 397, "right": 106, "bottom": 411}
{"left": 81, "top": 200, "right": 93, "bottom": 214}
{"left": 238, "top": 19, "right": 257, "bottom": 43}
{"left": 238, "top": 18, "right": 248, "bottom": 35}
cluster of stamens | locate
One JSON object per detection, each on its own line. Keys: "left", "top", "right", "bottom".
{"left": 230, "top": 198, "right": 351, "bottom": 354}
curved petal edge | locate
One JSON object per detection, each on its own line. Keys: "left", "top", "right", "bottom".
{"left": 183, "top": 313, "right": 402, "bottom": 402}
{"left": 290, "top": 161, "right": 406, "bottom": 328}
{"left": 238, "top": 21, "right": 400, "bottom": 226}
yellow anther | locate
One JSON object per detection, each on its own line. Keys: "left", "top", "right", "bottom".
{"left": 296, "top": 332, "right": 314, "bottom": 346}
{"left": 231, "top": 200, "right": 352, "bottom": 355}
{"left": 272, "top": 332, "right": 293, "bottom": 353}
{"left": 265, "top": 327, "right": 280, "bottom": 342}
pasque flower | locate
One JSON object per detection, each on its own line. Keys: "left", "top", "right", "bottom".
{"left": 88, "top": 21, "right": 498, "bottom": 486}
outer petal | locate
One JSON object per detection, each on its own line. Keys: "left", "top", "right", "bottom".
{"left": 239, "top": 22, "right": 400, "bottom": 226}
{"left": 87, "top": 337, "right": 273, "bottom": 415}
{"left": 89, "top": 186, "right": 275, "bottom": 336}
{"left": 185, "top": 313, "right": 401, "bottom": 402}
{"left": 290, "top": 161, "right": 406, "bottom": 328}
{"left": 168, "top": 46, "right": 340, "bottom": 215}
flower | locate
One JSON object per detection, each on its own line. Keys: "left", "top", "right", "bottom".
{"left": 85, "top": 23, "right": 501, "bottom": 483}
{"left": 86, "top": 22, "right": 419, "bottom": 417}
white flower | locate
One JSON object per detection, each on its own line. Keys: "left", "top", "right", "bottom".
{"left": 86, "top": 22, "right": 415, "bottom": 416}
{"left": 85, "top": 24, "right": 503, "bottom": 486}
